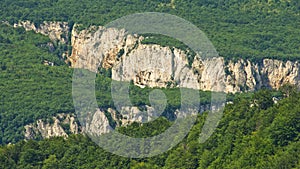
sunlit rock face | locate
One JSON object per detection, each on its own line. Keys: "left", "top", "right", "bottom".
{"left": 69, "top": 25, "right": 300, "bottom": 93}
{"left": 83, "top": 109, "right": 112, "bottom": 136}
{"left": 14, "top": 21, "right": 300, "bottom": 92}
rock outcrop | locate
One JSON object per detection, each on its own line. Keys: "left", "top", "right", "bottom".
{"left": 12, "top": 21, "right": 300, "bottom": 93}
{"left": 69, "top": 24, "right": 140, "bottom": 72}
{"left": 118, "top": 106, "right": 158, "bottom": 125}
{"left": 14, "top": 20, "right": 69, "bottom": 44}
{"left": 13, "top": 21, "right": 300, "bottom": 93}
{"left": 24, "top": 114, "right": 80, "bottom": 140}
{"left": 83, "top": 109, "right": 112, "bottom": 136}
{"left": 224, "top": 59, "right": 300, "bottom": 93}
{"left": 261, "top": 59, "right": 300, "bottom": 89}
{"left": 69, "top": 25, "right": 300, "bottom": 93}
{"left": 24, "top": 104, "right": 211, "bottom": 139}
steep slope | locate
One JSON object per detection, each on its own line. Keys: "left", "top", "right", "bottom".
{"left": 1, "top": 89, "right": 299, "bottom": 169}
{"left": 69, "top": 25, "right": 300, "bottom": 93}
{"left": 5, "top": 21, "right": 299, "bottom": 142}
{"left": 10, "top": 21, "right": 300, "bottom": 93}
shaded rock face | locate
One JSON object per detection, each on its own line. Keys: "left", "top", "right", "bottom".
{"left": 70, "top": 25, "right": 300, "bottom": 93}
{"left": 14, "top": 20, "right": 69, "bottom": 44}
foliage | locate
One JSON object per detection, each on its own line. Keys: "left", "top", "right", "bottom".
{"left": 0, "top": 1, "right": 300, "bottom": 168}
{"left": 0, "top": 89, "right": 299, "bottom": 168}
{"left": 0, "top": 0, "right": 299, "bottom": 61}
{"left": 0, "top": 24, "right": 74, "bottom": 144}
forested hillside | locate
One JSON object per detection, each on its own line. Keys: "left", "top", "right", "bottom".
{"left": 0, "top": 0, "right": 300, "bottom": 168}
{"left": 0, "top": 89, "right": 299, "bottom": 168}
{"left": 0, "top": 24, "right": 216, "bottom": 144}
{"left": 0, "top": 24, "right": 73, "bottom": 143}
{"left": 1, "top": 0, "right": 300, "bottom": 61}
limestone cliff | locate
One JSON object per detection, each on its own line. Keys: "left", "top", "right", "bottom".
{"left": 224, "top": 59, "right": 300, "bottom": 93}
{"left": 12, "top": 21, "right": 300, "bottom": 92}
{"left": 24, "top": 105, "right": 211, "bottom": 139}
{"left": 69, "top": 24, "right": 140, "bottom": 72}
{"left": 13, "top": 21, "right": 299, "bottom": 93}
{"left": 69, "top": 25, "right": 300, "bottom": 93}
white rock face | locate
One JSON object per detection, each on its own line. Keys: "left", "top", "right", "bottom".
{"left": 112, "top": 45, "right": 202, "bottom": 90}
{"left": 13, "top": 22, "right": 300, "bottom": 93}
{"left": 261, "top": 59, "right": 300, "bottom": 89}
{"left": 14, "top": 20, "right": 69, "bottom": 44}
{"left": 24, "top": 104, "right": 212, "bottom": 139}
{"left": 83, "top": 109, "right": 112, "bottom": 136}
{"left": 224, "top": 59, "right": 300, "bottom": 93}
{"left": 69, "top": 24, "right": 139, "bottom": 72}
{"left": 70, "top": 25, "right": 300, "bottom": 93}
{"left": 36, "top": 118, "right": 67, "bottom": 138}
{"left": 225, "top": 59, "right": 262, "bottom": 93}
{"left": 24, "top": 109, "right": 113, "bottom": 139}
{"left": 198, "top": 57, "right": 226, "bottom": 92}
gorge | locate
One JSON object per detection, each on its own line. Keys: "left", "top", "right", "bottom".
{"left": 14, "top": 20, "right": 300, "bottom": 139}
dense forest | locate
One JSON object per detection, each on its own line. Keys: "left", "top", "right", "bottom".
{"left": 0, "top": 24, "right": 73, "bottom": 143}
{"left": 0, "top": 0, "right": 300, "bottom": 168}
{"left": 0, "top": 0, "right": 300, "bottom": 61}
{"left": 0, "top": 88, "right": 299, "bottom": 168}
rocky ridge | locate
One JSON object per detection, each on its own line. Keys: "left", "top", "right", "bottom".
{"left": 69, "top": 25, "right": 300, "bottom": 93}
{"left": 16, "top": 21, "right": 300, "bottom": 139}
{"left": 24, "top": 113, "right": 79, "bottom": 140}
{"left": 13, "top": 20, "right": 69, "bottom": 44}
{"left": 24, "top": 105, "right": 206, "bottom": 139}
{"left": 13, "top": 21, "right": 300, "bottom": 93}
